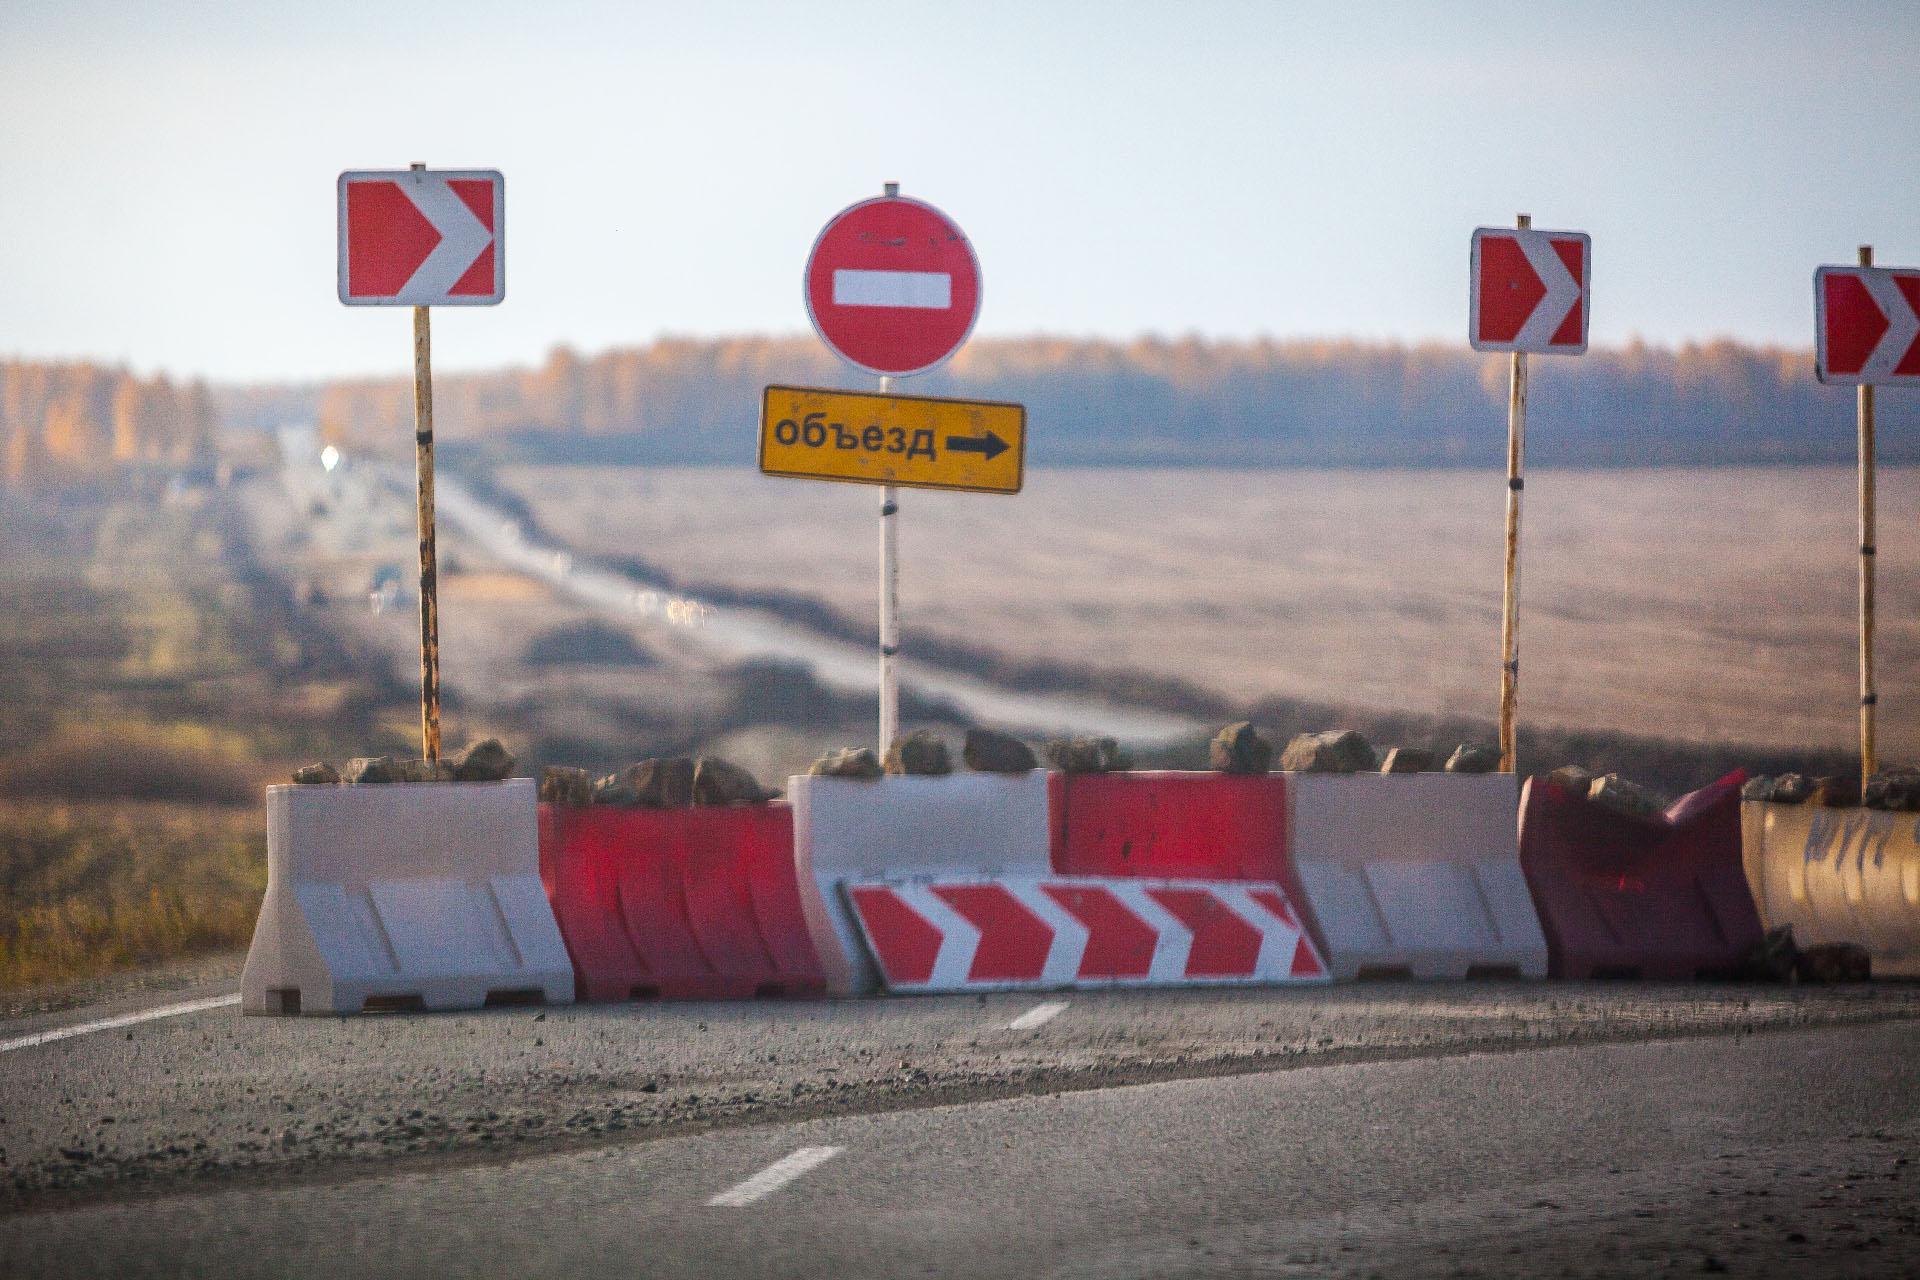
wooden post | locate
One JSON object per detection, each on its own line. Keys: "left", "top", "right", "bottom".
{"left": 1498, "top": 213, "right": 1531, "bottom": 774}
{"left": 1858, "top": 243, "right": 1877, "bottom": 794}
{"left": 410, "top": 166, "right": 442, "bottom": 763}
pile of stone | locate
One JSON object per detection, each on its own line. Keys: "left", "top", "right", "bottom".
{"left": 1734, "top": 925, "right": 1872, "bottom": 984}
{"left": 1543, "top": 764, "right": 1672, "bottom": 820}
{"left": 1044, "top": 736, "right": 1132, "bottom": 774}
{"left": 805, "top": 729, "right": 1043, "bottom": 780}
{"left": 536, "top": 755, "right": 779, "bottom": 808}
{"left": 291, "top": 739, "right": 516, "bottom": 786}
{"left": 1739, "top": 771, "right": 1919, "bottom": 809}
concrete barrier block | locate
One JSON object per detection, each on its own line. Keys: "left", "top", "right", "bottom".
{"left": 1743, "top": 800, "right": 1920, "bottom": 978}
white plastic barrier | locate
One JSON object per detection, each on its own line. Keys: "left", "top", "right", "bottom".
{"left": 1287, "top": 773, "right": 1546, "bottom": 980}
{"left": 788, "top": 772, "right": 1054, "bottom": 995}
{"left": 1742, "top": 801, "right": 1920, "bottom": 978}
{"left": 242, "top": 780, "right": 575, "bottom": 1014}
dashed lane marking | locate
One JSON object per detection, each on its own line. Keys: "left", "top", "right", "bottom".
{"left": 706, "top": 1146, "right": 845, "bottom": 1207}
{"left": 1008, "top": 1000, "right": 1070, "bottom": 1031}
{"left": 0, "top": 993, "right": 241, "bottom": 1054}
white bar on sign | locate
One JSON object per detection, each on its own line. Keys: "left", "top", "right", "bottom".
{"left": 833, "top": 269, "right": 952, "bottom": 309}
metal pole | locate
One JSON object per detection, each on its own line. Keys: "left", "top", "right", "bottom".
{"left": 878, "top": 378, "right": 900, "bottom": 755}
{"left": 409, "top": 165, "right": 442, "bottom": 763}
{"left": 1858, "top": 243, "right": 1877, "bottom": 794}
{"left": 1498, "top": 214, "right": 1531, "bottom": 774}
{"left": 874, "top": 179, "right": 903, "bottom": 757}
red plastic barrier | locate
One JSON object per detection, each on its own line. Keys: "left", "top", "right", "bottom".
{"left": 1048, "top": 772, "right": 1317, "bottom": 946}
{"left": 1517, "top": 770, "right": 1761, "bottom": 980}
{"left": 538, "top": 804, "right": 825, "bottom": 1001}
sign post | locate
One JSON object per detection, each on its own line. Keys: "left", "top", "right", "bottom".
{"left": 1470, "top": 216, "right": 1592, "bottom": 773}
{"left": 796, "top": 182, "right": 987, "bottom": 753}
{"left": 338, "top": 162, "right": 505, "bottom": 761}
{"left": 1814, "top": 249, "right": 1920, "bottom": 794}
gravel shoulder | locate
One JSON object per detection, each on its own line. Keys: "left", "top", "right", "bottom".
{"left": 3, "top": 981, "right": 1916, "bottom": 1212}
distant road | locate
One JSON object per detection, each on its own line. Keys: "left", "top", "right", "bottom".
{"left": 3, "top": 1001, "right": 1914, "bottom": 1278}
{"left": 416, "top": 466, "right": 1202, "bottom": 744}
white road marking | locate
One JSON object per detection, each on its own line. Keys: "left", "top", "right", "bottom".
{"left": 707, "top": 1146, "right": 845, "bottom": 1207}
{"left": 1008, "top": 1000, "right": 1069, "bottom": 1031}
{"left": 832, "top": 268, "right": 952, "bottom": 309}
{"left": 0, "top": 993, "right": 240, "bottom": 1054}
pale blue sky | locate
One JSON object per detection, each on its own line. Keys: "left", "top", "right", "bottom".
{"left": 0, "top": 0, "right": 1915, "bottom": 381}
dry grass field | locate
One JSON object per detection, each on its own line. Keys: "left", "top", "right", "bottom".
{"left": 500, "top": 463, "right": 1920, "bottom": 762}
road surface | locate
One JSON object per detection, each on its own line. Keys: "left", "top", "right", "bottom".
{"left": 1, "top": 974, "right": 1916, "bottom": 1276}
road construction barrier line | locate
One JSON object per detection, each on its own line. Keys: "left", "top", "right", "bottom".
{"left": 0, "top": 994, "right": 241, "bottom": 1054}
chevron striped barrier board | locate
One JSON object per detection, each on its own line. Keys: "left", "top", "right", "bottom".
{"left": 843, "top": 876, "right": 1328, "bottom": 993}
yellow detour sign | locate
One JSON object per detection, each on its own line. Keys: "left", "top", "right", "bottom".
{"left": 759, "top": 385, "right": 1025, "bottom": 495}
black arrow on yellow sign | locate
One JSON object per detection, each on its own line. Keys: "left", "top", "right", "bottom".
{"left": 944, "top": 430, "right": 1009, "bottom": 461}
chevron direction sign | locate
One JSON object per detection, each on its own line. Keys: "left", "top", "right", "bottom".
{"left": 1470, "top": 226, "right": 1590, "bottom": 354}
{"left": 844, "top": 876, "right": 1328, "bottom": 992}
{"left": 1815, "top": 265, "right": 1920, "bottom": 386}
{"left": 338, "top": 169, "right": 504, "bottom": 306}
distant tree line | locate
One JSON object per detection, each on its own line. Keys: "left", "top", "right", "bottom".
{"left": 2, "top": 362, "right": 216, "bottom": 485}
{"left": 185, "top": 334, "right": 1920, "bottom": 469}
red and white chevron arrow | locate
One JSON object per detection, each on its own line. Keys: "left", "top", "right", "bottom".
{"left": 1470, "top": 226, "right": 1590, "bottom": 354}
{"left": 1815, "top": 265, "right": 1920, "bottom": 386}
{"left": 843, "top": 876, "right": 1327, "bottom": 992}
{"left": 337, "top": 168, "right": 504, "bottom": 307}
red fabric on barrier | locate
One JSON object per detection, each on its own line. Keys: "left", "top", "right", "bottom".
{"left": 1517, "top": 770, "right": 1761, "bottom": 980}
{"left": 538, "top": 804, "right": 825, "bottom": 1001}
{"left": 1047, "top": 772, "right": 1318, "bottom": 948}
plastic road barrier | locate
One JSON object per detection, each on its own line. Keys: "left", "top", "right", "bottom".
{"left": 1287, "top": 773, "right": 1546, "bottom": 980}
{"left": 789, "top": 773, "right": 1055, "bottom": 995}
{"left": 845, "top": 875, "right": 1327, "bottom": 992}
{"left": 1519, "top": 771, "right": 1761, "bottom": 979}
{"left": 1047, "top": 770, "right": 1317, "bottom": 940}
{"left": 1743, "top": 800, "right": 1920, "bottom": 978}
{"left": 242, "top": 780, "right": 574, "bottom": 1015}
{"left": 537, "top": 803, "right": 825, "bottom": 1001}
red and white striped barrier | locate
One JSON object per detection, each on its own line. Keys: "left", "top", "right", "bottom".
{"left": 843, "top": 875, "right": 1327, "bottom": 992}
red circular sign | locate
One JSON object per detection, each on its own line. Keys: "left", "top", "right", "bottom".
{"left": 804, "top": 194, "right": 982, "bottom": 377}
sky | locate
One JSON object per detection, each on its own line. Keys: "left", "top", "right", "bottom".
{"left": 0, "top": 0, "right": 1916, "bottom": 382}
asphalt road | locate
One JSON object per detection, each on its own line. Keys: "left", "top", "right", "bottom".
{"left": 2, "top": 974, "right": 1918, "bottom": 1276}
{"left": 2, "top": 1005, "right": 1915, "bottom": 1278}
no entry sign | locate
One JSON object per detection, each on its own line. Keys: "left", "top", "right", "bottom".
{"left": 1815, "top": 265, "right": 1920, "bottom": 386}
{"left": 804, "top": 194, "right": 981, "bottom": 377}
{"left": 1470, "top": 226, "right": 1590, "bottom": 354}
{"left": 338, "top": 169, "right": 504, "bottom": 306}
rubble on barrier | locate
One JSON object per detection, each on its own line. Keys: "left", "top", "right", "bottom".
{"left": 691, "top": 756, "right": 778, "bottom": 805}
{"left": 1741, "top": 775, "right": 1776, "bottom": 802}
{"left": 1206, "top": 722, "right": 1272, "bottom": 774}
{"left": 962, "top": 728, "right": 1038, "bottom": 773}
{"left": 1044, "top": 736, "right": 1132, "bottom": 774}
{"left": 808, "top": 746, "right": 884, "bottom": 779}
{"left": 1585, "top": 772, "right": 1669, "bottom": 820}
{"left": 453, "top": 737, "right": 516, "bottom": 782}
{"left": 1768, "top": 772, "right": 1813, "bottom": 804}
{"left": 594, "top": 757, "right": 696, "bottom": 807}
{"left": 885, "top": 730, "right": 952, "bottom": 776}
{"left": 395, "top": 757, "right": 456, "bottom": 783}
{"left": 1548, "top": 764, "right": 1594, "bottom": 794}
{"left": 1378, "top": 746, "right": 1433, "bottom": 774}
{"left": 1444, "top": 743, "right": 1499, "bottom": 774}
{"left": 344, "top": 756, "right": 397, "bottom": 784}
{"left": 539, "top": 765, "right": 593, "bottom": 806}
{"left": 1863, "top": 768, "right": 1920, "bottom": 811}
{"left": 1809, "top": 775, "right": 1861, "bottom": 807}
{"left": 1798, "top": 941, "right": 1872, "bottom": 983}
{"left": 1279, "top": 729, "right": 1374, "bottom": 774}
{"left": 291, "top": 762, "right": 339, "bottom": 785}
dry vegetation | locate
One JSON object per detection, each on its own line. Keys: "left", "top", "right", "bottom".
{"left": 500, "top": 462, "right": 1920, "bottom": 763}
